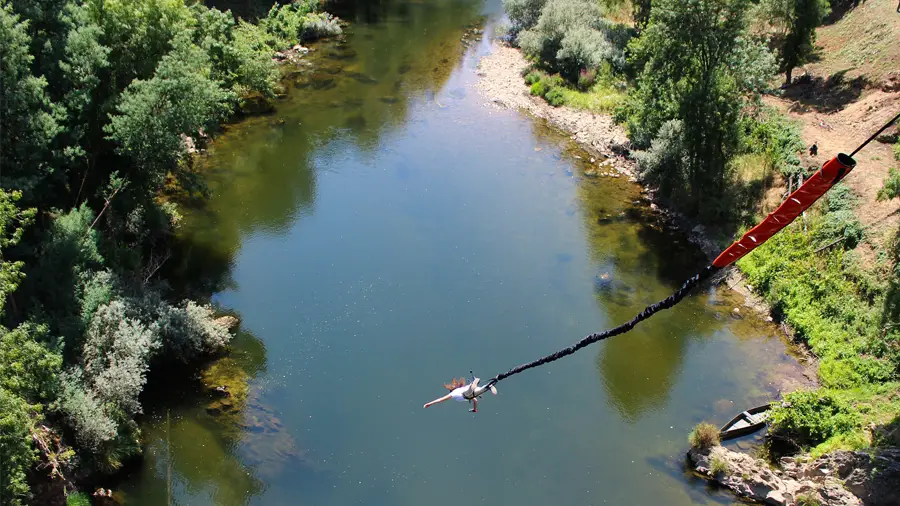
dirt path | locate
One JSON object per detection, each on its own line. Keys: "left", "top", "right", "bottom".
{"left": 764, "top": 89, "right": 900, "bottom": 256}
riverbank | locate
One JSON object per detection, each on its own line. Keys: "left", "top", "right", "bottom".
{"left": 474, "top": 39, "right": 888, "bottom": 506}
{"left": 476, "top": 42, "right": 779, "bottom": 316}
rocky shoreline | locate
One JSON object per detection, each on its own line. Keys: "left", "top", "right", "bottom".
{"left": 688, "top": 445, "right": 900, "bottom": 506}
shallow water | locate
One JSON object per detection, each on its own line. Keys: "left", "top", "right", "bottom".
{"left": 118, "top": 1, "right": 810, "bottom": 504}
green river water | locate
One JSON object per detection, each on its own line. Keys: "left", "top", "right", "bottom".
{"left": 117, "top": 1, "right": 812, "bottom": 504}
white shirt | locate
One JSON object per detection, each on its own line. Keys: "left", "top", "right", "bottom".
{"left": 449, "top": 385, "right": 471, "bottom": 402}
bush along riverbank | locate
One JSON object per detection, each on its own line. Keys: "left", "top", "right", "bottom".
{"left": 0, "top": 1, "right": 341, "bottom": 504}
{"left": 487, "top": 0, "right": 900, "bottom": 504}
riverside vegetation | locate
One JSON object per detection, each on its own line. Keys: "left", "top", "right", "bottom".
{"left": 502, "top": 0, "right": 899, "bottom": 482}
{"left": 0, "top": 0, "right": 341, "bottom": 503}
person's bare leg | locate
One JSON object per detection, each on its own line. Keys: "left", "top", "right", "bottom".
{"left": 424, "top": 394, "right": 452, "bottom": 408}
{"left": 470, "top": 398, "right": 478, "bottom": 413}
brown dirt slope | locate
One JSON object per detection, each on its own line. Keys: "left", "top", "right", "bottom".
{"left": 809, "top": 0, "right": 900, "bottom": 84}
{"left": 766, "top": 2, "right": 900, "bottom": 257}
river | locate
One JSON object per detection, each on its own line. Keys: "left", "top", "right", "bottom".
{"left": 117, "top": 0, "right": 810, "bottom": 504}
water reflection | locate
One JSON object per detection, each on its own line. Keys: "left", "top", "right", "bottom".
{"left": 138, "top": 0, "right": 488, "bottom": 503}
{"left": 572, "top": 158, "right": 727, "bottom": 422}
{"left": 122, "top": 329, "right": 270, "bottom": 505}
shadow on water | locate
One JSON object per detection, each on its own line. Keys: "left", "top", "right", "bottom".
{"left": 115, "top": 329, "right": 272, "bottom": 505}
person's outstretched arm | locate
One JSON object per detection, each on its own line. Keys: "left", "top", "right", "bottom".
{"left": 424, "top": 394, "right": 452, "bottom": 408}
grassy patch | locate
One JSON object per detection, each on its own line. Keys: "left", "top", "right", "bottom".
{"left": 689, "top": 422, "right": 721, "bottom": 449}
{"left": 796, "top": 493, "right": 822, "bottom": 506}
{"left": 738, "top": 199, "right": 900, "bottom": 455}
{"left": 709, "top": 454, "right": 729, "bottom": 475}
{"left": 522, "top": 69, "right": 625, "bottom": 113}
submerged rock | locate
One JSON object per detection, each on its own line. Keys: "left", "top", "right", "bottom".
{"left": 239, "top": 93, "right": 275, "bottom": 115}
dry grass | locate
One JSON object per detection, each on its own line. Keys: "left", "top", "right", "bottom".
{"left": 709, "top": 454, "right": 729, "bottom": 475}
{"left": 808, "top": 1, "right": 900, "bottom": 84}
{"left": 689, "top": 422, "right": 721, "bottom": 449}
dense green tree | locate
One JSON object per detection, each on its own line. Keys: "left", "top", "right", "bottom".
{"left": 0, "top": 2, "right": 60, "bottom": 197}
{"left": 23, "top": 205, "right": 103, "bottom": 343}
{"left": 82, "top": 0, "right": 193, "bottom": 86}
{"left": 0, "top": 190, "right": 35, "bottom": 320}
{"left": 56, "top": 1, "right": 110, "bottom": 193}
{"left": 191, "top": 3, "right": 277, "bottom": 97}
{"left": 758, "top": 0, "right": 830, "bottom": 84}
{"left": 7, "top": 0, "right": 71, "bottom": 88}
{"left": 626, "top": 0, "right": 774, "bottom": 217}
{"left": 0, "top": 388, "right": 34, "bottom": 506}
{"left": 105, "top": 34, "right": 232, "bottom": 196}
{"left": 517, "top": 0, "right": 628, "bottom": 78}
{"left": 502, "top": 0, "right": 547, "bottom": 34}
{"left": 0, "top": 322, "right": 62, "bottom": 402}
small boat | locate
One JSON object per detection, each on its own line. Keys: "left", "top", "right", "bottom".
{"left": 719, "top": 404, "right": 771, "bottom": 441}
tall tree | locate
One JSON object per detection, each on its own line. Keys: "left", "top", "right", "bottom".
{"left": 759, "top": 0, "right": 830, "bottom": 84}
{"left": 0, "top": 2, "right": 60, "bottom": 199}
{"left": 105, "top": 34, "right": 232, "bottom": 198}
{"left": 626, "top": 0, "right": 774, "bottom": 217}
{"left": 0, "top": 190, "right": 35, "bottom": 319}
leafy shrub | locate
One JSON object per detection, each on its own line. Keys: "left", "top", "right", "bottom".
{"left": 262, "top": 1, "right": 341, "bottom": 47}
{"left": 825, "top": 183, "right": 858, "bottom": 212}
{"left": 0, "top": 388, "right": 34, "bottom": 506}
{"left": 82, "top": 300, "right": 159, "bottom": 416}
{"left": 741, "top": 111, "right": 804, "bottom": 177}
{"left": 299, "top": 12, "right": 342, "bottom": 40}
{"left": 66, "top": 492, "right": 92, "bottom": 506}
{"left": 813, "top": 210, "right": 864, "bottom": 250}
{"left": 517, "top": 0, "right": 628, "bottom": 79}
{"left": 555, "top": 23, "right": 623, "bottom": 76}
{"left": 0, "top": 323, "right": 62, "bottom": 401}
{"left": 544, "top": 86, "right": 566, "bottom": 106}
{"left": 689, "top": 422, "right": 720, "bottom": 449}
{"left": 530, "top": 80, "right": 548, "bottom": 96}
{"left": 577, "top": 68, "right": 597, "bottom": 90}
{"left": 877, "top": 167, "right": 900, "bottom": 202}
{"left": 524, "top": 71, "right": 542, "bottom": 85}
{"left": 632, "top": 120, "right": 688, "bottom": 198}
{"left": 769, "top": 390, "right": 861, "bottom": 446}
{"left": 503, "top": 0, "right": 548, "bottom": 33}
{"left": 157, "top": 300, "right": 231, "bottom": 362}
{"left": 58, "top": 368, "right": 117, "bottom": 452}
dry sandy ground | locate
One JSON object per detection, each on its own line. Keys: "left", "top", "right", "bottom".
{"left": 475, "top": 44, "right": 631, "bottom": 162}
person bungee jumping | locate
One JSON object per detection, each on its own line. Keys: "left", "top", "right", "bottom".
{"left": 423, "top": 373, "right": 497, "bottom": 412}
